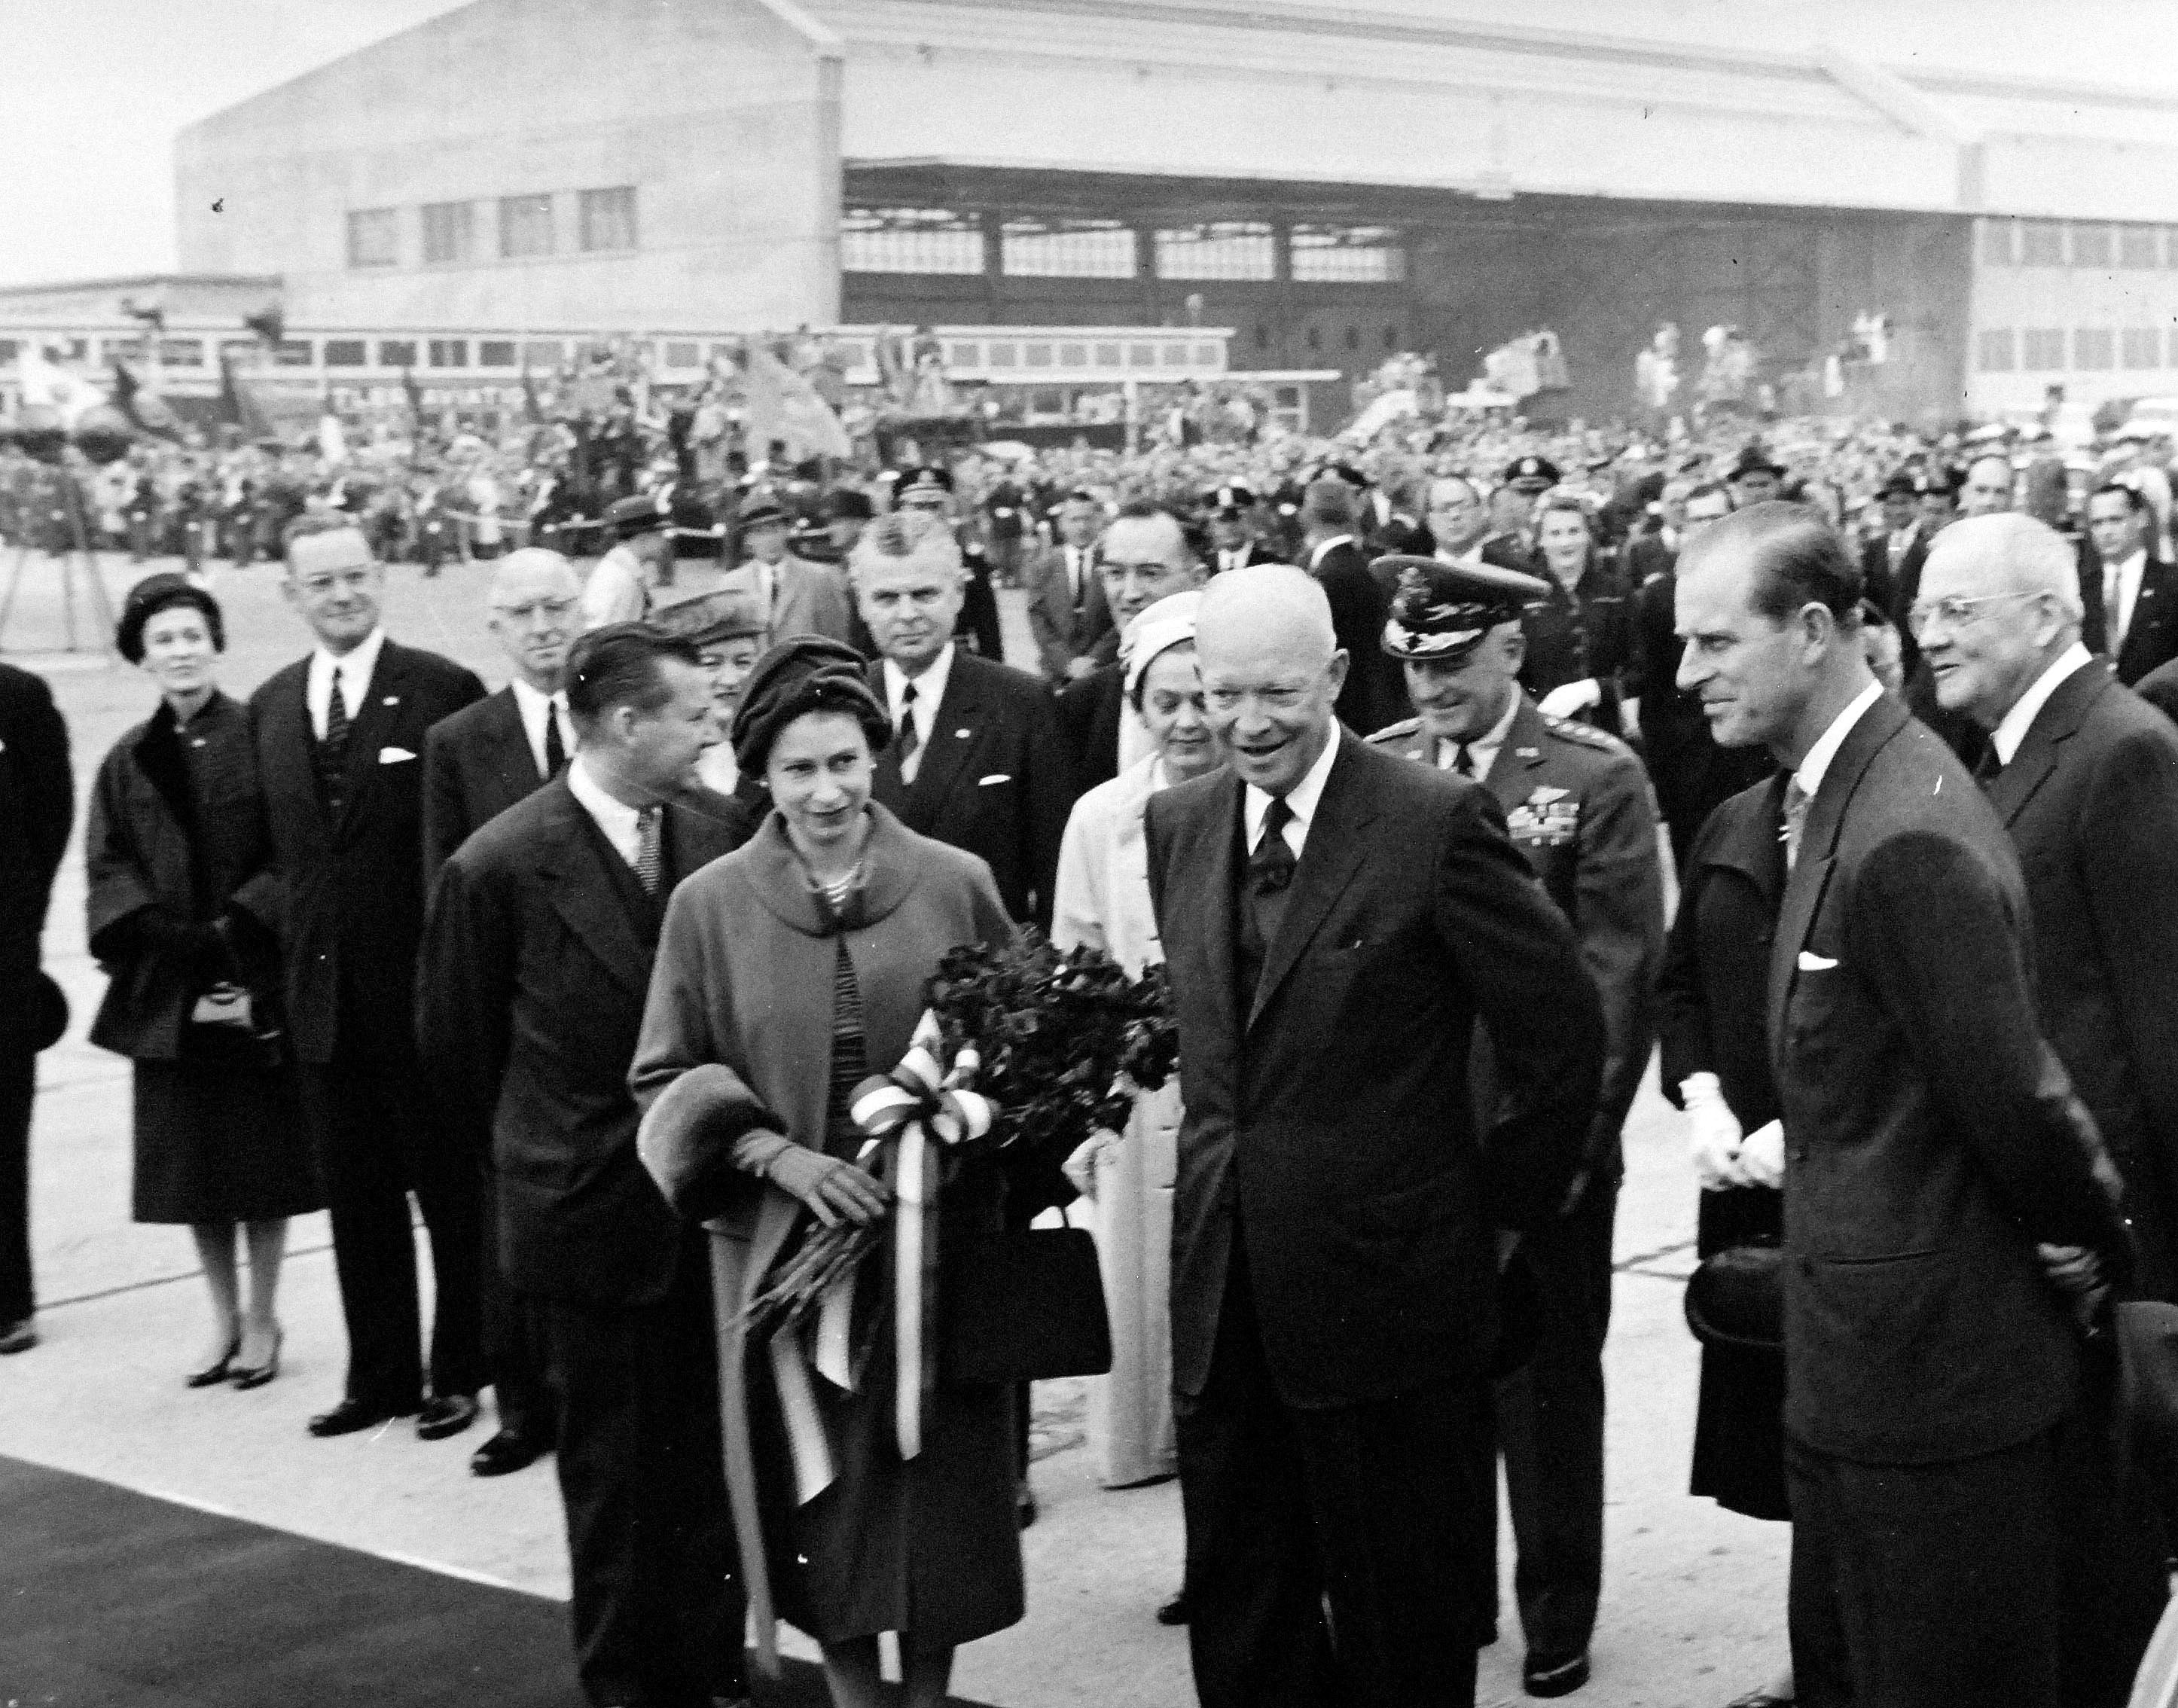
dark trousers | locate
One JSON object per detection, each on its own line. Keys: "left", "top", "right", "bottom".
{"left": 0, "top": 1048, "right": 33, "bottom": 1325}
{"left": 2054, "top": 1397, "right": 2170, "bottom": 1708}
{"left": 297, "top": 1060, "right": 483, "bottom": 1408}
{"left": 532, "top": 1244, "right": 746, "bottom": 1708}
{"left": 1493, "top": 1177, "right": 1618, "bottom": 1663}
{"left": 1788, "top": 1427, "right": 2064, "bottom": 1708}
{"left": 480, "top": 1161, "right": 553, "bottom": 1445}
{"left": 1176, "top": 1244, "right": 1489, "bottom": 1708}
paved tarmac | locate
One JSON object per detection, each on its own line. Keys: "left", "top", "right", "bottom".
{"left": 0, "top": 544, "right": 1786, "bottom": 1707}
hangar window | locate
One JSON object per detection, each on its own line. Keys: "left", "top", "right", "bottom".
{"left": 160, "top": 339, "right": 205, "bottom": 367}
{"left": 524, "top": 340, "right": 565, "bottom": 367}
{"left": 1155, "top": 221, "right": 1274, "bottom": 281}
{"left": 2021, "top": 329, "right": 2065, "bottom": 370}
{"left": 1002, "top": 218, "right": 1136, "bottom": 278}
{"left": 2074, "top": 329, "right": 2115, "bottom": 369}
{"left": 422, "top": 202, "right": 477, "bottom": 266}
{"left": 323, "top": 340, "right": 367, "bottom": 368}
{"left": 429, "top": 339, "right": 469, "bottom": 369}
{"left": 581, "top": 188, "right": 638, "bottom": 252}
{"left": 2020, "top": 222, "right": 2065, "bottom": 266}
{"left": 500, "top": 194, "right": 557, "bottom": 259}
{"left": 1978, "top": 330, "right": 2016, "bottom": 371}
{"left": 273, "top": 340, "right": 315, "bottom": 368}
{"left": 2122, "top": 328, "right": 2162, "bottom": 369}
{"left": 1981, "top": 220, "right": 2016, "bottom": 265}
{"left": 478, "top": 340, "right": 517, "bottom": 368}
{"left": 379, "top": 339, "right": 418, "bottom": 368}
{"left": 2071, "top": 225, "right": 2114, "bottom": 269}
{"left": 2121, "top": 227, "right": 2162, "bottom": 268}
{"left": 841, "top": 207, "right": 984, "bottom": 274}
{"left": 346, "top": 209, "right": 398, "bottom": 268}
{"left": 1290, "top": 224, "right": 1406, "bottom": 283}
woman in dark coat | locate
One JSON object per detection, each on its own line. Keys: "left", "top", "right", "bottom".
{"left": 1656, "top": 771, "right": 1793, "bottom": 1708}
{"left": 85, "top": 575, "right": 319, "bottom": 1389}
{"left": 633, "top": 636, "right": 1022, "bottom": 1708}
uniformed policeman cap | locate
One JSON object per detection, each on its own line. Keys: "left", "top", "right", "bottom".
{"left": 651, "top": 587, "right": 767, "bottom": 647}
{"left": 1728, "top": 447, "right": 1787, "bottom": 480}
{"left": 1379, "top": 556, "right": 1551, "bottom": 663}
{"left": 1501, "top": 456, "right": 1561, "bottom": 493}
{"left": 1205, "top": 483, "right": 1256, "bottom": 516}
{"left": 737, "top": 493, "right": 791, "bottom": 529}
{"left": 892, "top": 465, "right": 954, "bottom": 508}
{"left": 1875, "top": 470, "right": 1918, "bottom": 501}
{"left": 605, "top": 492, "right": 673, "bottom": 538}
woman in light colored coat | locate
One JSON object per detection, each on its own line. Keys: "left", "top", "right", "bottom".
{"left": 1051, "top": 591, "right": 1217, "bottom": 1491}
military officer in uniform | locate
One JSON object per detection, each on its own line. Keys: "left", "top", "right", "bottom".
{"left": 1368, "top": 557, "right": 1666, "bottom": 1700}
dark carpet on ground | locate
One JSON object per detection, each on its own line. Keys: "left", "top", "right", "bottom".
{"left": 0, "top": 1456, "right": 997, "bottom": 1707}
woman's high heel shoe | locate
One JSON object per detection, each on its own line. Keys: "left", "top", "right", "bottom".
{"left": 229, "top": 1327, "right": 282, "bottom": 1391}
{"left": 186, "top": 1333, "right": 241, "bottom": 1388}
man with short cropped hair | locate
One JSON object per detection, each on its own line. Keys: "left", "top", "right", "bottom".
{"left": 252, "top": 516, "right": 489, "bottom": 1442}
{"left": 1023, "top": 490, "right": 1115, "bottom": 683}
{"left": 1058, "top": 505, "right": 1206, "bottom": 791}
{"left": 419, "top": 624, "right": 755, "bottom": 1708}
{"left": 2081, "top": 482, "right": 2178, "bottom": 683}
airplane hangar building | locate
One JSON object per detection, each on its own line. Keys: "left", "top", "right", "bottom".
{"left": 141, "top": 0, "right": 2178, "bottom": 419}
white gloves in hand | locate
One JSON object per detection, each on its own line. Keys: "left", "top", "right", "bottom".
{"left": 1538, "top": 678, "right": 1603, "bottom": 720}
{"left": 1684, "top": 1072, "right": 1743, "bottom": 1190}
{"left": 1737, "top": 1121, "right": 1786, "bottom": 1189}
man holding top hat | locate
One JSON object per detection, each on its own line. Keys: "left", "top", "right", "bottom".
{"left": 1368, "top": 557, "right": 1665, "bottom": 1697}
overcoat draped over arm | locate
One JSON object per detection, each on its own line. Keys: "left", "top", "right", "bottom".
{"left": 631, "top": 803, "right": 1017, "bottom": 1670}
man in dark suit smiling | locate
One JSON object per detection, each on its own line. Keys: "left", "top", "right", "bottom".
{"left": 252, "top": 517, "right": 487, "bottom": 1442}
{"left": 1145, "top": 563, "right": 1605, "bottom": 1707}
{"left": 1675, "top": 501, "right": 2133, "bottom": 1708}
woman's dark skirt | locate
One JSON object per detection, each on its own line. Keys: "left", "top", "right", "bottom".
{"left": 1689, "top": 1182, "right": 1789, "bottom": 1523}
{"left": 130, "top": 1057, "right": 321, "bottom": 1225}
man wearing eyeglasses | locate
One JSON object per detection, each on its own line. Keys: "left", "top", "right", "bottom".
{"left": 1424, "top": 474, "right": 1527, "bottom": 573}
{"left": 1917, "top": 512, "right": 2178, "bottom": 1703}
{"left": 252, "top": 517, "right": 490, "bottom": 1445}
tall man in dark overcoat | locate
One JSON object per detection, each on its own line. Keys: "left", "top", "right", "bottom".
{"left": 1674, "top": 502, "right": 2136, "bottom": 1708}
{"left": 419, "top": 624, "right": 755, "bottom": 1708}
{"left": 1145, "top": 564, "right": 1607, "bottom": 1707}
{"left": 1919, "top": 512, "right": 2178, "bottom": 1703}
{"left": 252, "top": 517, "right": 489, "bottom": 1440}
{"left": 0, "top": 661, "right": 72, "bottom": 1354}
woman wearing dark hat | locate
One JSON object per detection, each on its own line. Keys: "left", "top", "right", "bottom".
{"left": 633, "top": 636, "right": 1023, "bottom": 1708}
{"left": 85, "top": 575, "right": 319, "bottom": 1389}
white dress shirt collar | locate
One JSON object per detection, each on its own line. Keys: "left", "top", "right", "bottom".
{"left": 1243, "top": 722, "right": 1342, "bottom": 859}
{"left": 566, "top": 752, "right": 645, "bottom": 871}
{"left": 306, "top": 627, "right": 387, "bottom": 740}
{"left": 1795, "top": 679, "right": 1884, "bottom": 803}
{"left": 1990, "top": 642, "right": 2093, "bottom": 767}
{"left": 508, "top": 676, "right": 569, "bottom": 777}
{"left": 1436, "top": 686, "right": 1522, "bottom": 779}
{"left": 1308, "top": 535, "right": 1355, "bottom": 571}
{"left": 883, "top": 641, "right": 956, "bottom": 740}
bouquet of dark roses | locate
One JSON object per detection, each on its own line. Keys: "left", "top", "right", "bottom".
{"left": 742, "top": 935, "right": 1177, "bottom": 1341}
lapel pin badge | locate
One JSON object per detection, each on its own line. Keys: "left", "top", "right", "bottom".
{"left": 956, "top": 727, "right": 971, "bottom": 738}
{"left": 383, "top": 695, "right": 399, "bottom": 705}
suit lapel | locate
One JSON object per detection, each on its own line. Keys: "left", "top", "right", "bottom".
{"left": 262, "top": 663, "right": 323, "bottom": 831}
{"left": 485, "top": 688, "right": 546, "bottom": 790}
{"left": 2121, "top": 560, "right": 2173, "bottom": 675}
{"left": 1765, "top": 697, "right": 1905, "bottom": 1049}
{"left": 905, "top": 655, "right": 981, "bottom": 813}
{"left": 1191, "top": 774, "right": 1242, "bottom": 1049}
{"left": 333, "top": 642, "right": 410, "bottom": 832}
{"left": 1249, "top": 736, "right": 1374, "bottom": 1031}
{"left": 538, "top": 782, "right": 655, "bottom": 1003}
{"left": 1986, "top": 663, "right": 2108, "bottom": 825}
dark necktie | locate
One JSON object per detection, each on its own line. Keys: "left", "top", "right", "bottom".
{"left": 318, "top": 666, "right": 352, "bottom": 816}
{"left": 1237, "top": 797, "right": 1298, "bottom": 1003}
{"left": 1250, "top": 798, "right": 1297, "bottom": 895}
{"left": 1453, "top": 742, "right": 1475, "bottom": 777}
{"left": 895, "top": 682, "right": 922, "bottom": 782}
{"left": 635, "top": 806, "right": 662, "bottom": 896}
{"left": 543, "top": 701, "right": 567, "bottom": 776}
{"left": 1973, "top": 744, "right": 2003, "bottom": 785}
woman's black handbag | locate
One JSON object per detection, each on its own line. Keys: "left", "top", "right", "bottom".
{"left": 183, "top": 981, "right": 286, "bottom": 1072}
{"left": 941, "top": 1221, "right": 1112, "bottom": 1386}
{"left": 1683, "top": 1240, "right": 1783, "bottom": 1353}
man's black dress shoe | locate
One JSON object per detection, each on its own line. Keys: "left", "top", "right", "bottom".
{"left": 1524, "top": 1651, "right": 1591, "bottom": 1697}
{"left": 417, "top": 1392, "right": 480, "bottom": 1441}
{"left": 1155, "top": 1592, "right": 1191, "bottom": 1626}
{"left": 469, "top": 1428, "right": 546, "bottom": 1477}
{"left": 308, "top": 1396, "right": 420, "bottom": 1438}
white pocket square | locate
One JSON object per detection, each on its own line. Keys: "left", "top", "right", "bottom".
{"left": 378, "top": 746, "right": 417, "bottom": 764}
{"left": 978, "top": 773, "right": 1011, "bottom": 785}
{"left": 1798, "top": 951, "right": 1838, "bottom": 971}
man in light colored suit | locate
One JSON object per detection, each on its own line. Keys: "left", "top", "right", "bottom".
{"left": 1022, "top": 489, "right": 1115, "bottom": 684}
{"left": 723, "top": 493, "right": 855, "bottom": 651}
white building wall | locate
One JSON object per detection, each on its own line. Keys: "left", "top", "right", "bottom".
{"left": 175, "top": 0, "right": 840, "bottom": 332}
